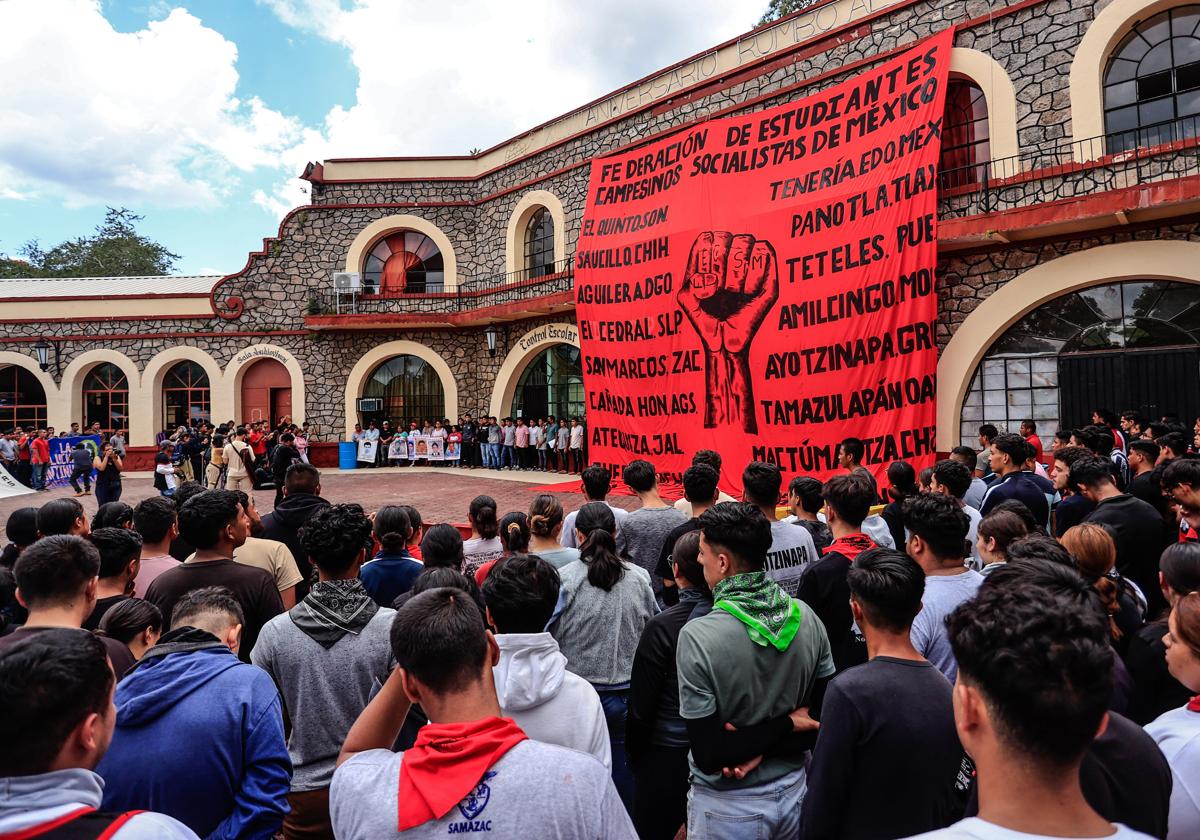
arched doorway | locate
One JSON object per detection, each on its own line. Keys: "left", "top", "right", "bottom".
{"left": 958, "top": 278, "right": 1200, "bottom": 444}
{"left": 362, "top": 355, "right": 446, "bottom": 426}
{"left": 0, "top": 366, "right": 47, "bottom": 430}
{"left": 83, "top": 363, "right": 129, "bottom": 436}
{"left": 511, "top": 344, "right": 584, "bottom": 421}
{"left": 240, "top": 358, "right": 291, "bottom": 426}
{"left": 161, "top": 361, "right": 211, "bottom": 430}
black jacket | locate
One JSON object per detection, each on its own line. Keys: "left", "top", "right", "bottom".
{"left": 269, "top": 444, "right": 300, "bottom": 481}
{"left": 261, "top": 493, "right": 330, "bottom": 589}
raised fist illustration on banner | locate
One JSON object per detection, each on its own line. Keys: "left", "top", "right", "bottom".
{"left": 678, "top": 232, "right": 779, "bottom": 434}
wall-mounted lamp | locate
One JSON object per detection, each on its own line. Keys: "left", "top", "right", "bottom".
{"left": 485, "top": 325, "right": 499, "bottom": 357}
{"left": 33, "top": 339, "right": 61, "bottom": 376}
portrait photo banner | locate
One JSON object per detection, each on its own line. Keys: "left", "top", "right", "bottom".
{"left": 575, "top": 30, "right": 953, "bottom": 493}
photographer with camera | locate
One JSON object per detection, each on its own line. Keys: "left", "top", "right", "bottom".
{"left": 93, "top": 442, "right": 123, "bottom": 505}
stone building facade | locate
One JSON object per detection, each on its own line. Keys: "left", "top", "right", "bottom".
{"left": 3, "top": 0, "right": 1200, "bottom": 465}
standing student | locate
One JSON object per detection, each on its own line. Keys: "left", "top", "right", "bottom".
{"left": 673, "top": 451, "right": 738, "bottom": 517}
{"left": 501, "top": 417, "right": 517, "bottom": 470}
{"left": 743, "top": 461, "right": 817, "bottom": 596}
{"left": 0, "top": 629, "right": 200, "bottom": 840}
{"left": 462, "top": 495, "right": 504, "bottom": 577}
{"left": 269, "top": 433, "right": 301, "bottom": 508}
{"left": 1021, "top": 418, "right": 1046, "bottom": 465}
{"left": 83, "top": 527, "right": 142, "bottom": 631}
{"left": 260, "top": 464, "right": 330, "bottom": 580}
{"left": 802, "top": 548, "right": 965, "bottom": 840}
{"left": 980, "top": 433, "right": 1050, "bottom": 527}
{"left": 29, "top": 428, "right": 49, "bottom": 491}
{"left": 976, "top": 424, "right": 998, "bottom": 480}
{"left": 838, "top": 436, "right": 880, "bottom": 500}
{"left": 907, "top": 585, "right": 1152, "bottom": 840}
{"left": 329, "top": 588, "right": 635, "bottom": 838}
{"left": 227, "top": 492, "right": 304, "bottom": 610}
{"left": 97, "top": 587, "right": 291, "bottom": 839}
{"left": 950, "top": 446, "right": 989, "bottom": 509}
{"left": 132, "top": 496, "right": 180, "bottom": 598}
{"left": 1050, "top": 445, "right": 1097, "bottom": 537}
{"left": 569, "top": 417, "right": 584, "bottom": 472}
{"left": 628, "top": 531, "right": 712, "bottom": 840}
{"left": 677, "top": 502, "right": 833, "bottom": 840}
{"left": 905, "top": 493, "right": 982, "bottom": 683}
{"left": 486, "top": 416, "right": 502, "bottom": 469}
{"left": 620, "top": 459, "right": 688, "bottom": 599}
{"left": 930, "top": 459, "right": 984, "bottom": 568}
{"left": 531, "top": 418, "right": 546, "bottom": 470}
{"left": 781, "top": 475, "right": 835, "bottom": 550}
{"left": 654, "top": 464, "right": 720, "bottom": 605}
{"left": 92, "top": 442, "right": 123, "bottom": 505}
{"left": 556, "top": 420, "right": 570, "bottom": 471}
{"left": 561, "top": 464, "right": 629, "bottom": 550}
{"left": 514, "top": 417, "right": 529, "bottom": 469}
{"left": 223, "top": 427, "right": 255, "bottom": 493}
{"left": 68, "top": 441, "right": 94, "bottom": 496}
{"left": 252, "top": 505, "right": 395, "bottom": 840}
{"left": 37, "top": 497, "right": 90, "bottom": 538}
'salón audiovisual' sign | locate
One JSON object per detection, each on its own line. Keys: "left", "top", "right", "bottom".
{"left": 575, "top": 31, "right": 952, "bottom": 492}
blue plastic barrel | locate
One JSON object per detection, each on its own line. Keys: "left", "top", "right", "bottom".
{"left": 339, "top": 441, "right": 358, "bottom": 470}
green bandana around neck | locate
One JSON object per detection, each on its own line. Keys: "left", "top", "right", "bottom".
{"left": 712, "top": 570, "right": 802, "bottom": 652}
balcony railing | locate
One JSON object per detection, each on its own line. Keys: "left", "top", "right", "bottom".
{"left": 937, "top": 114, "right": 1200, "bottom": 219}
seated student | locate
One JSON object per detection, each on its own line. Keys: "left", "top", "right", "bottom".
{"left": 678, "top": 503, "right": 834, "bottom": 839}
{"left": 329, "top": 587, "right": 636, "bottom": 838}
{"left": 360, "top": 505, "right": 424, "bottom": 607}
{"left": 910, "top": 584, "right": 1154, "bottom": 840}
{"left": 37, "top": 497, "right": 90, "bottom": 537}
{"left": 84, "top": 527, "right": 143, "bottom": 631}
{"left": 97, "top": 586, "right": 292, "bottom": 840}
{"left": 0, "top": 629, "right": 198, "bottom": 840}
{"left": 781, "top": 475, "right": 834, "bottom": 550}
{"left": 960, "top": 560, "right": 1171, "bottom": 839}
{"left": 481, "top": 554, "right": 609, "bottom": 766}
{"left": 252, "top": 504, "right": 394, "bottom": 840}
{"left": 628, "top": 531, "right": 713, "bottom": 840}
{"left": 802, "top": 549, "right": 966, "bottom": 840}
{"left": 905, "top": 494, "right": 982, "bottom": 683}
{"left": 797, "top": 473, "right": 878, "bottom": 671}
{"left": 0, "top": 535, "right": 135, "bottom": 678}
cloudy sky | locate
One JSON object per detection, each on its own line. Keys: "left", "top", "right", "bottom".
{"left": 0, "top": 0, "right": 766, "bottom": 274}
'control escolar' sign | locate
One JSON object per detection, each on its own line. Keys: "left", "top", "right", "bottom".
{"left": 575, "top": 30, "right": 952, "bottom": 494}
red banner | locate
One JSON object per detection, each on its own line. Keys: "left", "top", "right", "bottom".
{"left": 575, "top": 31, "right": 953, "bottom": 495}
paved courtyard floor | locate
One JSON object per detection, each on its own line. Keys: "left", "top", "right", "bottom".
{"left": 0, "top": 466, "right": 644, "bottom": 546}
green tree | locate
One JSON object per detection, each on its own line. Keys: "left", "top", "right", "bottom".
{"left": 0, "top": 207, "right": 180, "bottom": 278}
{"left": 757, "top": 0, "right": 821, "bottom": 25}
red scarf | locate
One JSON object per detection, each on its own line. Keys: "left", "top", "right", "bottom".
{"left": 398, "top": 716, "right": 527, "bottom": 830}
{"left": 823, "top": 533, "right": 875, "bottom": 560}
{"left": 1187, "top": 695, "right": 1200, "bottom": 713}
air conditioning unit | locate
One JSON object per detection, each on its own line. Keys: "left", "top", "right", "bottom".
{"left": 357, "top": 397, "right": 384, "bottom": 413}
{"left": 333, "top": 272, "right": 362, "bottom": 292}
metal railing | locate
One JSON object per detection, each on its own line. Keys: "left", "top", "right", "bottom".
{"left": 937, "top": 114, "right": 1200, "bottom": 218}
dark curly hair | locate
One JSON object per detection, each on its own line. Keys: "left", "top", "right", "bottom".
{"left": 300, "top": 503, "right": 374, "bottom": 575}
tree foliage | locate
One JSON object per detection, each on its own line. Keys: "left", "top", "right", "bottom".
{"left": 757, "top": 0, "right": 822, "bottom": 25}
{"left": 0, "top": 207, "right": 180, "bottom": 278}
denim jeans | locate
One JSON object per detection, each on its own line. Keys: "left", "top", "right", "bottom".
{"left": 595, "top": 686, "right": 634, "bottom": 815}
{"left": 501, "top": 445, "right": 515, "bottom": 469}
{"left": 486, "top": 442, "right": 501, "bottom": 468}
{"left": 69, "top": 465, "right": 91, "bottom": 493}
{"left": 687, "top": 765, "right": 806, "bottom": 840}
{"left": 30, "top": 462, "right": 46, "bottom": 490}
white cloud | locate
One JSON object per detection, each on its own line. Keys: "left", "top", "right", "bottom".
{"left": 0, "top": 0, "right": 302, "bottom": 208}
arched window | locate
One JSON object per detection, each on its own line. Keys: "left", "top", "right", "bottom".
{"left": 0, "top": 367, "right": 46, "bottom": 430}
{"left": 1104, "top": 5, "right": 1200, "bottom": 151}
{"left": 512, "top": 344, "right": 584, "bottom": 421}
{"left": 162, "top": 361, "right": 211, "bottom": 431}
{"left": 362, "top": 355, "right": 445, "bottom": 425}
{"left": 83, "top": 363, "right": 129, "bottom": 436}
{"left": 939, "top": 80, "right": 991, "bottom": 187}
{"left": 362, "top": 231, "right": 444, "bottom": 294}
{"left": 524, "top": 208, "right": 555, "bottom": 278}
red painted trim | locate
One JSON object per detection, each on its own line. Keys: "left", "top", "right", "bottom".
{"left": 0, "top": 292, "right": 209, "bottom": 303}
{"left": 0, "top": 331, "right": 309, "bottom": 344}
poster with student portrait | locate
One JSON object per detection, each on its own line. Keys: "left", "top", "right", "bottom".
{"left": 427, "top": 438, "right": 445, "bottom": 461}
{"left": 406, "top": 436, "right": 418, "bottom": 461}
{"left": 357, "top": 438, "right": 378, "bottom": 464}
{"left": 445, "top": 438, "right": 461, "bottom": 460}
{"left": 575, "top": 30, "right": 952, "bottom": 495}
{"left": 388, "top": 439, "right": 407, "bottom": 462}
{"left": 413, "top": 435, "right": 430, "bottom": 460}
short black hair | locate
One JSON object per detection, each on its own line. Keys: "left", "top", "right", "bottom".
{"left": 692, "top": 450, "right": 722, "bottom": 471}
{"left": 982, "top": 558, "right": 1107, "bottom": 628}
{"left": 0, "top": 629, "right": 113, "bottom": 776}
{"left": 847, "top": 547, "right": 925, "bottom": 633}
{"left": 420, "top": 523, "right": 464, "bottom": 570}
{"left": 1006, "top": 533, "right": 1074, "bottom": 567}
{"left": 622, "top": 459, "right": 657, "bottom": 493}
{"left": 822, "top": 473, "right": 873, "bottom": 527}
{"left": 992, "top": 433, "right": 1029, "bottom": 465}
{"left": 5, "top": 507, "right": 39, "bottom": 549}
{"left": 683, "top": 464, "right": 719, "bottom": 504}
{"left": 947, "top": 585, "right": 1112, "bottom": 768}
{"left": 392, "top": 587, "right": 489, "bottom": 694}
{"left": 950, "top": 446, "right": 978, "bottom": 472}
{"left": 1163, "top": 457, "right": 1200, "bottom": 490}
{"left": 697, "top": 502, "right": 771, "bottom": 572}
{"left": 991, "top": 499, "right": 1039, "bottom": 533}
{"left": 741, "top": 461, "right": 782, "bottom": 507}
{"left": 1082, "top": 424, "right": 1114, "bottom": 457}
{"left": 482, "top": 554, "right": 561, "bottom": 634}
{"left": 978, "top": 424, "right": 998, "bottom": 442}
{"left": 301, "top": 504, "right": 373, "bottom": 574}
{"left": 788, "top": 476, "right": 825, "bottom": 514}
{"left": 177, "top": 490, "right": 241, "bottom": 550}
{"left": 284, "top": 463, "right": 321, "bottom": 494}
{"left": 37, "top": 498, "right": 85, "bottom": 537}
{"left": 931, "top": 459, "right": 972, "bottom": 500}
{"left": 1157, "top": 431, "right": 1188, "bottom": 457}
{"left": 580, "top": 465, "right": 612, "bottom": 501}
{"left": 173, "top": 481, "right": 208, "bottom": 509}
{"left": 133, "top": 496, "right": 178, "bottom": 544}
{"left": 280, "top": 433, "right": 295, "bottom": 443}
{"left": 90, "top": 528, "right": 143, "bottom": 579}
{"left": 1128, "top": 439, "right": 1160, "bottom": 463}
{"left": 1052, "top": 445, "right": 1094, "bottom": 473}
{"left": 840, "top": 437, "right": 865, "bottom": 463}
{"left": 171, "top": 585, "right": 244, "bottom": 628}
{"left": 1068, "top": 456, "right": 1116, "bottom": 493}
{"left": 903, "top": 493, "right": 969, "bottom": 560}
{"left": 14, "top": 536, "right": 100, "bottom": 607}
{"left": 886, "top": 460, "right": 919, "bottom": 497}
{"left": 668, "top": 530, "right": 708, "bottom": 595}
{"left": 93, "top": 502, "right": 134, "bottom": 531}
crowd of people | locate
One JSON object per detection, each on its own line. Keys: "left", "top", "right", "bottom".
{"left": 1, "top": 408, "right": 1200, "bottom": 839}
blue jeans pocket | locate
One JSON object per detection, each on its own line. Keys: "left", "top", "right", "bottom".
{"left": 695, "top": 810, "right": 766, "bottom": 840}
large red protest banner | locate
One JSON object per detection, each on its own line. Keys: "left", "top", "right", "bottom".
{"left": 575, "top": 31, "right": 953, "bottom": 494}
